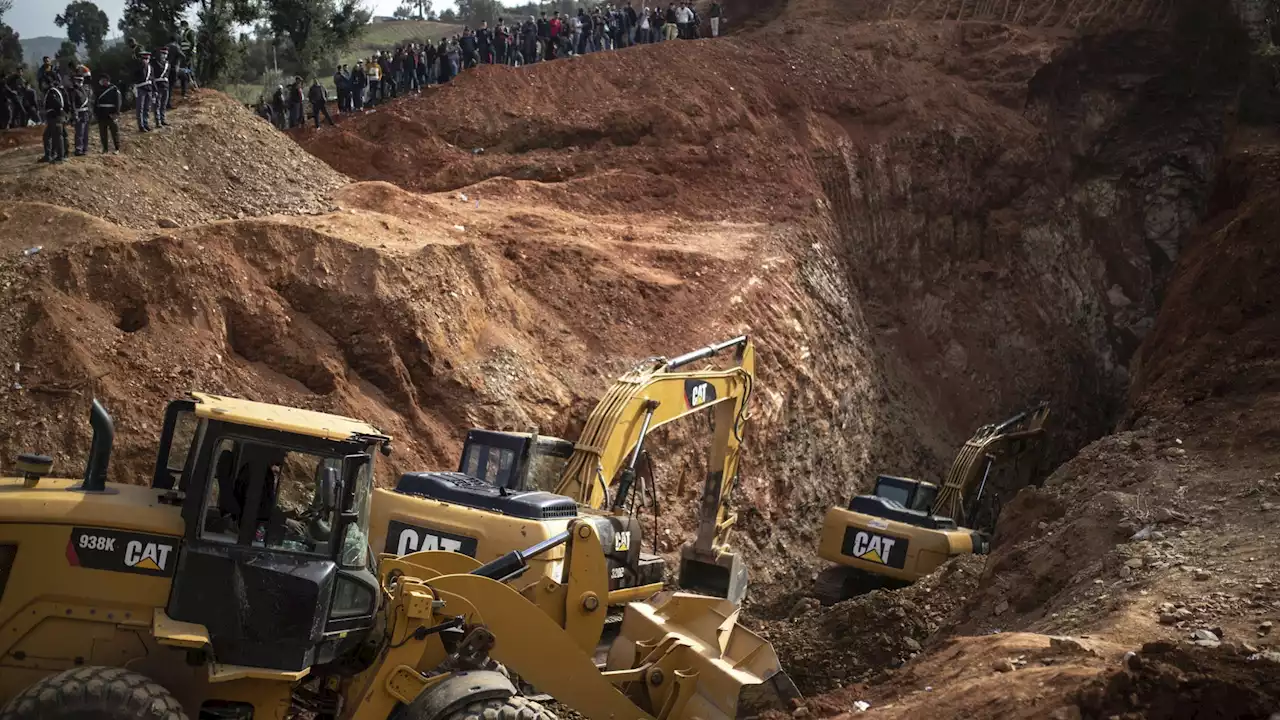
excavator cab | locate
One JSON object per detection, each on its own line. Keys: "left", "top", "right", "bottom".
{"left": 846, "top": 476, "right": 956, "bottom": 531}
{"left": 458, "top": 429, "right": 576, "bottom": 492}
{"left": 866, "top": 475, "right": 939, "bottom": 513}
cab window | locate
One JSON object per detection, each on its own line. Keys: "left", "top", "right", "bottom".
{"left": 199, "top": 437, "right": 340, "bottom": 556}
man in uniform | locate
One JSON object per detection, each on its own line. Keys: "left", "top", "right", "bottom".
{"left": 20, "top": 77, "right": 38, "bottom": 126}
{"left": 70, "top": 74, "right": 92, "bottom": 156}
{"left": 134, "top": 49, "right": 154, "bottom": 132}
{"left": 152, "top": 47, "right": 172, "bottom": 127}
{"left": 94, "top": 72, "right": 122, "bottom": 154}
{"left": 41, "top": 75, "right": 67, "bottom": 163}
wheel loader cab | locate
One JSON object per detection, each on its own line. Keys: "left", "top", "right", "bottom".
{"left": 154, "top": 394, "right": 388, "bottom": 672}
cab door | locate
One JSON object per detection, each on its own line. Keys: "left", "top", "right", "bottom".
{"left": 165, "top": 423, "right": 347, "bottom": 671}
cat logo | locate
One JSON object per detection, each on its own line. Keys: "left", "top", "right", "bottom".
{"left": 840, "top": 528, "right": 908, "bottom": 569}
{"left": 684, "top": 379, "right": 718, "bottom": 409}
{"left": 849, "top": 531, "right": 895, "bottom": 564}
{"left": 614, "top": 530, "right": 632, "bottom": 553}
{"left": 124, "top": 540, "right": 174, "bottom": 572}
{"left": 385, "top": 520, "right": 479, "bottom": 557}
{"left": 67, "top": 527, "right": 179, "bottom": 577}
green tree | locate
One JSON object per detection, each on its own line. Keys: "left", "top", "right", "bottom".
{"left": 195, "top": 0, "right": 258, "bottom": 86}
{"left": 456, "top": 0, "right": 502, "bottom": 24}
{"left": 438, "top": 7, "right": 456, "bottom": 21}
{"left": 55, "top": 1, "right": 111, "bottom": 56}
{"left": 119, "top": 0, "right": 196, "bottom": 51}
{"left": 264, "top": 0, "right": 369, "bottom": 73}
{"left": 392, "top": 4, "right": 413, "bottom": 19}
{"left": 55, "top": 38, "right": 80, "bottom": 69}
{"left": 0, "top": 0, "right": 23, "bottom": 78}
{"left": 413, "top": 0, "right": 432, "bottom": 20}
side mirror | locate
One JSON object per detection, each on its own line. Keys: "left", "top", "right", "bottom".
{"left": 318, "top": 466, "right": 341, "bottom": 511}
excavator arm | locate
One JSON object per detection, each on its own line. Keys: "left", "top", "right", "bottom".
{"left": 929, "top": 402, "right": 1051, "bottom": 528}
{"left": 555, "top": 336, "right": 755, "bottom": 602}
{"left": 557, "top": 337, "right": 753, "bottom": 537}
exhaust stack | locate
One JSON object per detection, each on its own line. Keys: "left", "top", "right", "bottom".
{"left": 79, "top": 399, "right": 114, "bottom": 492}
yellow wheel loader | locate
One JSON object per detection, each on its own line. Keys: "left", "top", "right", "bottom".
{"left": 370, "top": 337, "right": 756, "bottom": 616}
{"left": 0, "top": 392, "right": 797, "bottom": 720}
{"left": 814, "top": 403, "right": 1051, "bottom": 604}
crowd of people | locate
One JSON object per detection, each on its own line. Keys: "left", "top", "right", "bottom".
{"left": 258, "top": 1, "right": 724, "bottom": 130}
{"left": 2, "top": 20, "right": 196, "bottom": 164}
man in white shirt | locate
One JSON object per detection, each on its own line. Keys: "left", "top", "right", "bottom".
{"left": 677, "top": 3, "right": 694, "bottom": 39}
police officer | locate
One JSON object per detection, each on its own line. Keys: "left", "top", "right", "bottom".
{"left": 71, "top": 74, "right": 92, "bottom": 156}
{"left": 41, "top": 75, "right": 67, "bottom": 164}
{"left": 95, "top": 73, "right": 122, "bottom": 154}
{"left": 134, "top": 49, "right": 154, "bottom": 132}
{"left": 152, "top": 47, "right": 171, "bottom": 127}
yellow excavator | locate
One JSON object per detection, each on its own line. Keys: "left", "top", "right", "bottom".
{"left": 814, "top": 402, "right": 1051, "bottom": 604}
{"left": 0, "top": 392, "right": 796, "bottom": 720}
{"left": 371, "top": 337, "right": 755, "bottom": 615}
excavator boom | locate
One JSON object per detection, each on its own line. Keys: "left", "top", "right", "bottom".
{"left": 555, "top": 336, "right": 755, "bottom": 601}
{"left": 929, "top": 402, "right": 1051, "bottom": 526}
{"left": 558, "top": 337, "right": 754, "bottom": 536}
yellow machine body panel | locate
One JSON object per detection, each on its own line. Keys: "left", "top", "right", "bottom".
{"left": 0, "top": 477, "right": 185, "bottom": 535}
{"left": 369, "top": 486, "right": 572, "bottom": 591}
{"left": 816, "top": 506, "right": 975, "bottom": 583}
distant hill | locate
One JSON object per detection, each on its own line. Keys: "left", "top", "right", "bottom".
{"left": 346, "top": 20, "right": 464, "bottom": 62}
{"left": 20, "top": 36, "right": 64, "bottom": 67}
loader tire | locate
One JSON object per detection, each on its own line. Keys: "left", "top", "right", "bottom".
{"left": 0, "top": 666, "right": 188, "bottom": 720}
{"left": 439, "top": 695, "right": 557, "bottom": 720}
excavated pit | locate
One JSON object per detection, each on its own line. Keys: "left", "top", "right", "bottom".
{"left": 0, "top": 0, "right": 1272, "bottom": 715}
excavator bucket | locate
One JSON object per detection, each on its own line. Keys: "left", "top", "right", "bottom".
{"left": 607, "top": 593, "right": 800, "bottom": 719}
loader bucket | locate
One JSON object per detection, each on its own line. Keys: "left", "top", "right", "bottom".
{"left": 608, "top": 593, "right": 800, "bottom": 720}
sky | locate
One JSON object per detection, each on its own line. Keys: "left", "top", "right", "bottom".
{"left": 9, "top": 0, "right": 430, "bottom": 39}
